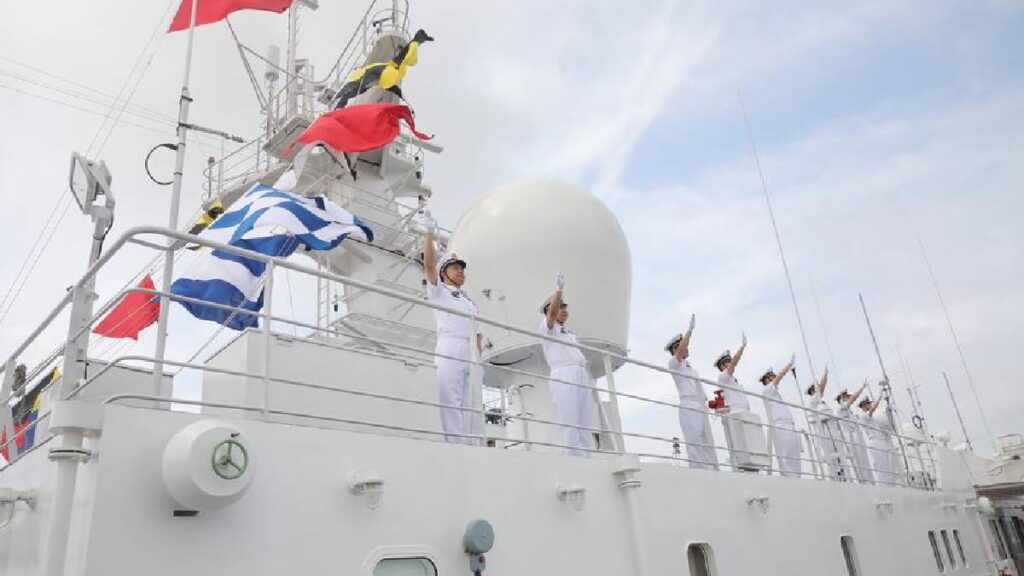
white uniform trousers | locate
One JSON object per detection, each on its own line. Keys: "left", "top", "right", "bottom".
{"left": 678, "top": 403, "right": 718, "bottom": 470}
{"left": 435, "top": 337, "right": 472, "bottom": 444}
{"left": 844, "top": 425, "right": 875, "bottom": 484}
{"left": 868, "top": 442, "right": 895, "bottom": 486}
{"left": 549, "top": 365, "right": 593, "bottom": 457}
{"left": 771, "top": 420, "right": 802, "bottom": 478}
{"left": 812, "top": 420, "right": 847, "bottom": 481}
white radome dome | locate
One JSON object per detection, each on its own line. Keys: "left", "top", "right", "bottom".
{"left": 448, "top": 178, "right": 631, "bottom": 381}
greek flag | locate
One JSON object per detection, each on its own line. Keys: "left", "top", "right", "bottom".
{"left": 171, "top": 183, "right": 373, "bottom": 329}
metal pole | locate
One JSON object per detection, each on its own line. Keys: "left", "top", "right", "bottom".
{"left": 152, "top": 0, "right": 201, "bottom": 394}
{"left": 286, "top": 3, "right": 299, "bottom": 117}
{"left": 918, "top": 236, "right": 997, "bottom": 453}
{"left": 896, "top": 343, "right": 931, "bottom": 438}
{"left": 602, "top": 353, "right": 624, "bottom": 453}
{"left": 470, "top": 316, "right": 486, "bottom": 447}
{"left": 262, "top": 261, "right": 275, "bottom": 418}
{"left": 738, "top": 92, "right": 818, "bottom": 389}
{"left": 858, "top": 292, "right": 912, "bottom": 485}
{"left": 942, "top": 371, "right": 974, "bottom": 451}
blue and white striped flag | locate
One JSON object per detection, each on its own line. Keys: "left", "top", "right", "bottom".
{"left": 171, "top": 183, "right": 373, "bottom": 329}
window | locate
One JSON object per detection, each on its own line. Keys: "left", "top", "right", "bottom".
{"left": 952, "top": 529, "right": 967, "bottom": 567}
{"left": 840, "top": 535, "right": 861, "bottom": 576}
{"left": 687, "top": 543, "right": 716, "bottom": 576}
{"left": 373, "top": 558, "right": 438, "bottom": 576}
{"left": 989, "top": 520, "right": 1008, "bottom": 560}
{"left": 941, "top": 530, "right": 957, "bottom": 569}
{"left": 928, "top": 531, "right": 945, "bottom": 572}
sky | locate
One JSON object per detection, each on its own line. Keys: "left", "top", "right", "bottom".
{"left": 1, "top": 1, "right": 1022, "bottom": 456}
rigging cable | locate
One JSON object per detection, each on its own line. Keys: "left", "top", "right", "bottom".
{"left": 0, "top": 0, "right": 177, "bottom": 328}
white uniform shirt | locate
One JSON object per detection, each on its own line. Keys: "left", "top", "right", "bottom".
{"left": 718, "top": 372, "right": 750, "bottom": 411}
{"left": 426, "top": 282, "right": 480, "bottom": 340}
{"left": 860, "top": 412, "right": 891, "bottom": 444}
{"left": 669, "top": 358, "right": 705, "bottom": 408}
{"left": 762, "top": 383, "right": 794, "bottom": 424}
{"left": 539, "top": 320, "right": 587, "bottom": 370}
{"left": 808, "top": 394, "right": 835, "bottom": 423}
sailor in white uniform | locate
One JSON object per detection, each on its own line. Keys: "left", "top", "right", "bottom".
{"left": 836, "top": 382, "right": 874, "bottom": 483}
{"left": 760, "top": 356, "right": 802, "bottom": 478}
{"left": 665, "top": 315, "right": 718, "bottom": 470}
{"left": 421, "top": 212, "right": 482, "bottom": 444}
{"left": 859, "top": 396, "right": 898, "bottom": 486}
{"left": 713, "top": 333, "right": 749, "bottom": 411}
{"left": 805, "top": 368, "right": 848, "bottom": 481}
{"left": 540, "top": 272, "right": 594, "bottom": 456}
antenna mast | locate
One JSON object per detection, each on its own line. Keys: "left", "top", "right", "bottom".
{"left": 857, "top": 292, "right": 912, "bottom": 481}
{"left": 942, "top": 371, "right": 974, "bottom": 451}
{"left": 918, "top": 236, "right": 997, "bottom": 453}
{"left": 738, "top": 92, "right": 815, "bottom": 407}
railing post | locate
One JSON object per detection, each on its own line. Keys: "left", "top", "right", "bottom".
{"left": 516, "top": 383, "right": 533, "bottom": 451}
{"left": 469, "top": 316, "right": 486, "bottom": 447}
{"left": 261, "top": 261, "right": 275, "bottom": 419}
{"left": 1, "top": 359, "right": 16, "bottom": 457}
{"left": 602, "top": 353, "right": 624, "bottom": 453}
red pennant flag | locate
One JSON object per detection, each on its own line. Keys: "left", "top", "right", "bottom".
{"left": 168, "top": 0, "right": 293, "bottom": 32}
{"left": 92, "top": 275, "right": 160, "bottom": 340}
{"left": 283, "top": 103, "right": 433, "bottom": 156}
{"left": 1, "top": 426, "right": 8, "bottom": 462}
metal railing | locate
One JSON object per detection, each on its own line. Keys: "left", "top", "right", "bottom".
{"left": 201, "top": 0, "right": 412, "bottom": 199}
{"left": 0, "top": 226, "right": 937, "bottom": 490}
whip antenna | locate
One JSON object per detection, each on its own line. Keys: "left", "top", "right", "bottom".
{"left": 738, "top": 91, "right": 815, "bottom": 405}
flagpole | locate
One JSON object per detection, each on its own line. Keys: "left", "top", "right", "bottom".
{"left": 152, "top": 0, "right": 200, "bottom": 394}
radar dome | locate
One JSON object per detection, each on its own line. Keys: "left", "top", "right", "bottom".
{"left": 448, "top": 178, "right": 631, "bottom": 380}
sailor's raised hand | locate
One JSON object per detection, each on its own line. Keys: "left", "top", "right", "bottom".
{"left": 741, "top": 332, "right": 748, "bottom": 347}
{"left": 420, "top": 210, "right": 437, "bottom": 234}
{"left": 790, "top": 353, "right": 796, "bottom": 366}
{"left": 555, "top": 271, "right": 565, "bottom": 291}
{"left": 688, "top": 314, "right": 696, "bottom": 333}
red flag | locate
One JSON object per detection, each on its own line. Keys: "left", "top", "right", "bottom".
{"left": 1, "top": 426, "right": 8, "bottom": 462}
{"left": 168, "top": 0, "right": 292, "bottom": 32}
{"left": 92, "top": 275, "right": 160, "bottom": 340}
{"left": 283, "top": 103, "right": 433, "bottom": 156}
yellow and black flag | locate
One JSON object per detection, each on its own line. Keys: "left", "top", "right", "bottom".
{"left": 333, "top": 29, "right": 433, "bottom": 109}
{"left": 186, "top": 199, "right": 224, "bottom": 250}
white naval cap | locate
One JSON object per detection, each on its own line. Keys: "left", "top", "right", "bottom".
{"left": 714, "top": 349, "right": 731, "bottom": 369}
{"left": 664, "top": 333, "right": 683, "bottom": 352}
{"left": 438, "top": 253, "right": 467, "bottom": 276}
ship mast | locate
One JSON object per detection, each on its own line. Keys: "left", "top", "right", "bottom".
{"left": 152, "top": 0, "right": 201, "bottom": 392}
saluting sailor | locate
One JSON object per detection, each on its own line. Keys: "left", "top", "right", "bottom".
{"left": 540, "top": 272, "right": 594, "bottom": 456}
{"left": 805, "top": 368, "right": 848, "bottom": 481}
{"left": 421, "top": 212, "right": 483, "bottom": 444}
{"left": 665, "top": 315, "right": 718, "bottom": 470}
{"left": 713, "top": 333, "right": 749, "bottom": 411}
{"left": 859, "top": 396, "right": 897, "bottom": 486}
{"left": 836, "top": 382, "right": 874, "bottom": 483}
{"left": 760, "top": 356, "right": 802, "bottom": 478}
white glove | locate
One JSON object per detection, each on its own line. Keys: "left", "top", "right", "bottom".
{"left": 790, "top": 353, "right": 796, "bottom": 365}
{"left": 741, "top": 332, "right": 747, "bottom": 347}
{"left": 420, "top": 210, "right": 437, "bottom": 234}
{"left": 555, "top": 271, "right": 565, "bottom": 290}
{"left": 688, "top": 314, "right": 696, "bottom": 332}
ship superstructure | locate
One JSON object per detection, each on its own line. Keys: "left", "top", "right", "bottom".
{"left": 1, "top": 2, "right": 1023, "bottom": 575}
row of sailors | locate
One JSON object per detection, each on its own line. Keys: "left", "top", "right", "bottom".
{"left": 419, "top": 215, "right": 898, "bottom": 482}
{"left": 667, "top": 319, "right": 900, "bottom": 484}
